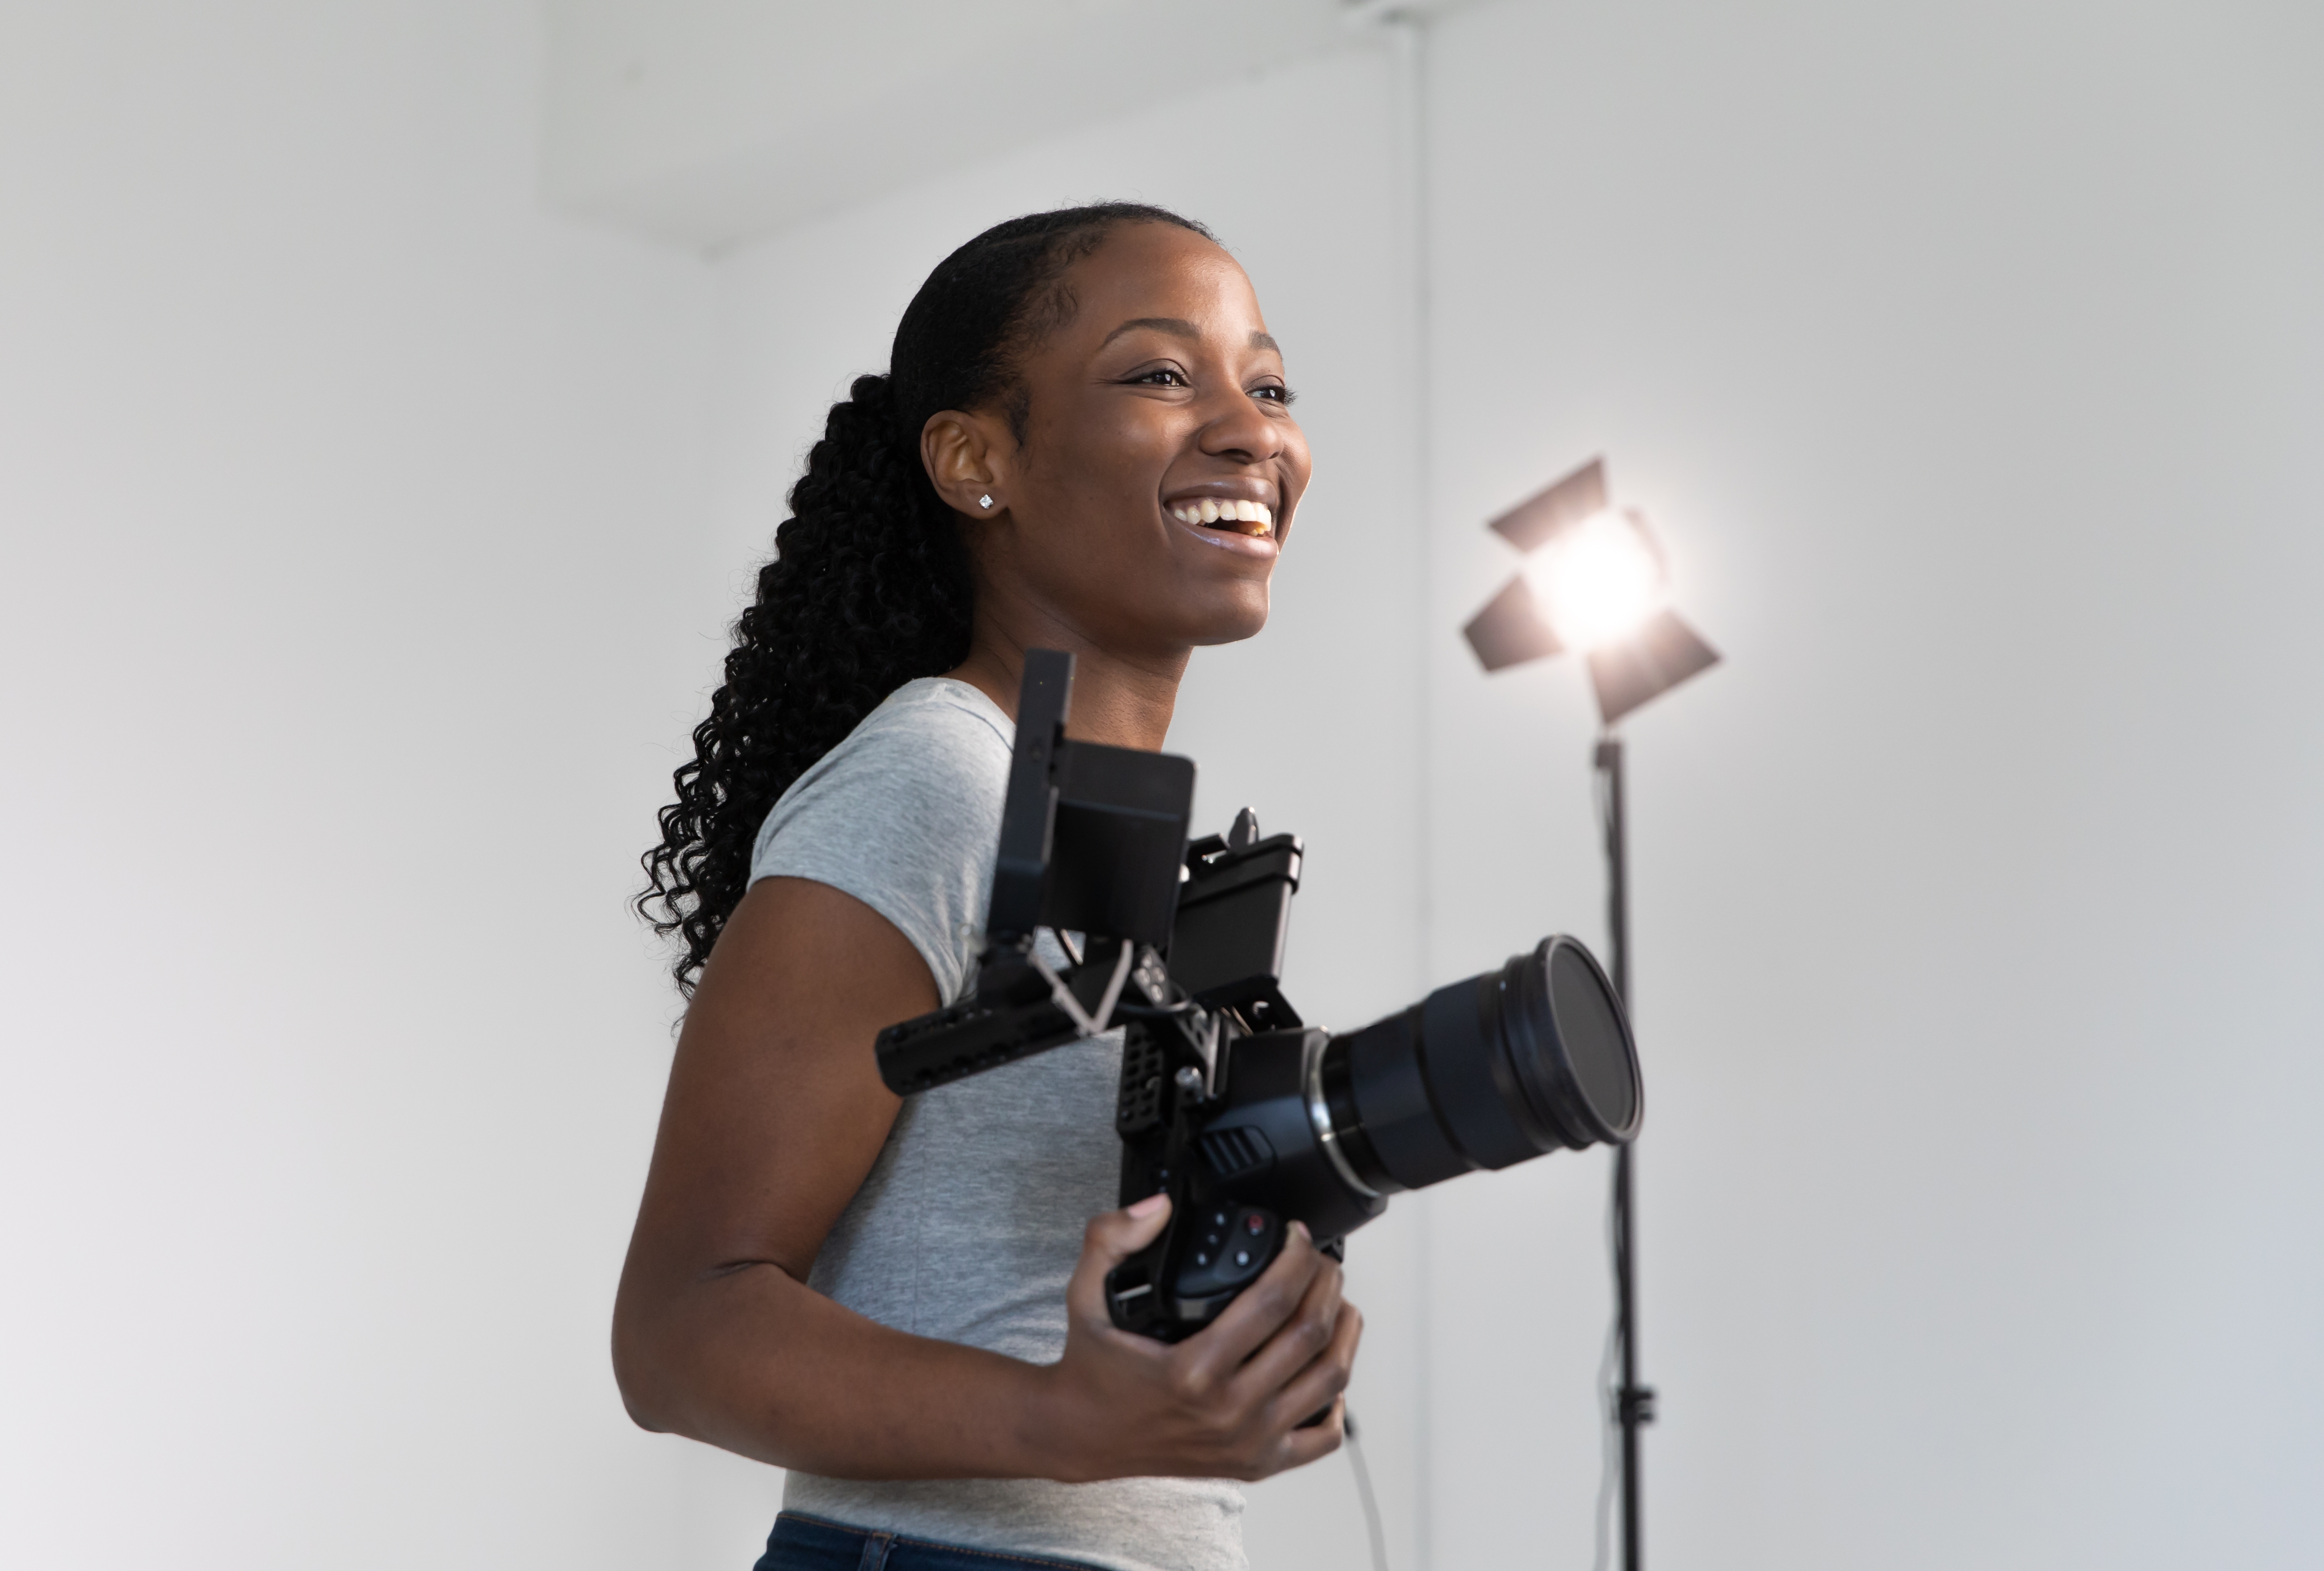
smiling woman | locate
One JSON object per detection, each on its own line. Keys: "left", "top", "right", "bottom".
{"left": 617, "top": 207, "right": 1350, "bottom": 1571}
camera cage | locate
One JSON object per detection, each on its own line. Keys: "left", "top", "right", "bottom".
{"left": 869, "top": 648, "right": 1326, "bottom": 1338}
{"left": 873, "top": 648, "right": 1300, "bottom": 1098}
{"left": 872, "top": 648, "right": 1641, "bottom": 1342}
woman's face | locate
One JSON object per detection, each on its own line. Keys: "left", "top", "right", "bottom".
{"left": 937, "top": 222, "right": 1313, "bottom": 663}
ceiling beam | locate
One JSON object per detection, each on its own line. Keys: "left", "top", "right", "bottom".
{"left": 543, "top": 0, "right": 1477, "bottom": 251}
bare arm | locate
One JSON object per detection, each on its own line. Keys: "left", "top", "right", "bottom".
{"left": 611, "top": 875, "right": 1361, "bottom": 1483}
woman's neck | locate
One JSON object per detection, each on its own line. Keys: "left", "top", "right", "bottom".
{"left": 947, "top": 624, "right": 1184, "bottom": 751}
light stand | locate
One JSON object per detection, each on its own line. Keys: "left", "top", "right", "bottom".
{"left": 1462, "top": 456, "right": 1719, "bottom": 1571}
{"left": 1596, "top": 735, "right": 1653, "bottom": 1571}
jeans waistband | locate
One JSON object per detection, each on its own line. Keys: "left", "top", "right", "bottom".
{"left": 755, "top": 1511, "right": 1109, "bottom": 1571}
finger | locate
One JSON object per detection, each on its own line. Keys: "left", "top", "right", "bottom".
{"left": 1065, "top": 1193, "right": 1172, "bottom": 1329}
{"left": 1227, "top": 1247, "right": 1344, "bottom": 1403}
{"left": 1176, "top": 1222, "right": 1326, "bottom": 1382}
{"left": 1262, "top": 1396, "right": 1348, "bottom": 1476}
{"left": 1266, "top": 1300, "right": 1363, "bottom": 1435}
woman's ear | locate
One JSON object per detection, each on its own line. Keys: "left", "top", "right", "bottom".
{"left": 921, "top": 410, "right": 1014, "bottom": 521}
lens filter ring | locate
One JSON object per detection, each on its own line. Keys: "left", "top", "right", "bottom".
{"left": 1504, "top": 936, "right": 1642, "bottom": 1146}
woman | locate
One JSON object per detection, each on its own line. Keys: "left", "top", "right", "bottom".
{"left": 616, "top": 204, "right": 1361, "bottom": 1571}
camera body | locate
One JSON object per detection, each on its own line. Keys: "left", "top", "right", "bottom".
{"left": 1102, "top": 825, "right": 1390, "bottom": 1339}
{"left": 875, "top": 649, "right": 1642, "bottom": 1341}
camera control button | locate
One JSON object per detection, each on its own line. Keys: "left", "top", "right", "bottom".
{"left": 1243, "top": 1213, "right": 1265, "bottom": 1235}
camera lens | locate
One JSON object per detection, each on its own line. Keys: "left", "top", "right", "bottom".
{"left": 1313, "top": 936, "right": 1641, "bottom": 1196}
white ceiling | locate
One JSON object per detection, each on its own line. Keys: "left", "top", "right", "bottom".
{"left": 543, "top": 0, "right": 1480, "bottom": 251}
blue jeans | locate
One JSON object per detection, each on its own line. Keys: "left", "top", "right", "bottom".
{"left": 753, "top": 1511, "right": 1106, "bottom": 1571}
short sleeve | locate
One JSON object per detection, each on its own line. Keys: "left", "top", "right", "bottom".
{"left": 747, "top": 684, "right": 1013, "bottom": 1006}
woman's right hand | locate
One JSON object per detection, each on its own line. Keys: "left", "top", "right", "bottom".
{"left": 1034, "top": 1194, "right": 1364, "bottom": 1482}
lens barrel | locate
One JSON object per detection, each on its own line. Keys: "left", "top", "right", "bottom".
{"left": 1317, "top": 936, "right": 1641, "bottom": 1195}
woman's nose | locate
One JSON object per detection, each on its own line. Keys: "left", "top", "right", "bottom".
{"left": 1198, "top": 391, "right": 1285, "bottom": 466}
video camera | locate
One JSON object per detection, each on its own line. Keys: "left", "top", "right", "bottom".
{"left": 875, "top": 650, "right": 1643, "bottom": 1342}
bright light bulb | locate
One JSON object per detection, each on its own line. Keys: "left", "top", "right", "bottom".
{"left": 1521, "top": 511, "right": 1667, "bottom": 652}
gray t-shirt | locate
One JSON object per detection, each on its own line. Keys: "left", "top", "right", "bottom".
{"left": 748, "top": 677, "right": 1245, "bottom": 1571}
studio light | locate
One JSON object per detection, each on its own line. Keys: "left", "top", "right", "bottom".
{"left": 1520, "top": 508, "right": 1666, "bottom": 652}
{"left": 1461, "top": 454, "right": 1721, "bottom": 1571}
{"left": 1463, "top": 456, "right": 1719, "bottom": 725}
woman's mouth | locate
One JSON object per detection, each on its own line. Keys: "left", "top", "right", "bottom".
{"left": 1168, "top": 498, "right": 1274, "bottom": 538}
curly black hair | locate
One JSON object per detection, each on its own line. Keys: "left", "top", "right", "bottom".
{"left": 640, "top": 202, "right": 1215, "bottom": 992}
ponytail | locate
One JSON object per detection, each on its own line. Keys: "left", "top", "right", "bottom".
{"left": 641, "top": 203, "right": 1212, "bottom": 992}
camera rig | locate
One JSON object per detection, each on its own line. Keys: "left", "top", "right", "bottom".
{"left": 876, "top": 648, "right": 1641, "bottom": 1341}
{"left": 872, "top": 648, "right": 1338, "bottom": 1338}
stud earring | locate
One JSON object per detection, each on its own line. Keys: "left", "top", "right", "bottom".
{"left": 978, "top": 494, "right": 994, "bottom": 510}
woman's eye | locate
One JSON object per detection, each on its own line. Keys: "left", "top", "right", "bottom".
{"left": 1251, "top": 383, "right": 1296, "bottom": 406}
{"left": 1130, "top": 367, "right": 1191, "bottom": 387}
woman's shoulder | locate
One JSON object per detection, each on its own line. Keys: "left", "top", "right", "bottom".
{"left": 852, "top": 676, "right": 1014, "bottom": 760}
{"left": 765, "top": 679, "right": 1012, "bottom": 837}
{"left": 802, "top": 677, "right": 1011, "bottom": 805}
{"left": 749, "top": 679, "right": 1016, "bottom": 1001}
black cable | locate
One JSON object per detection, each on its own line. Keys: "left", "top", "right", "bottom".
{"left": 1343, "top": 1409, "right": 1391, "bottom": 1571}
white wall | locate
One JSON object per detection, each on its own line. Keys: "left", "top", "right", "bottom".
{"left": 0, "top": 4, "right": 738, "bottom": 1567}
{"left": 1418, "top": 2, "right": 2324, "bottom": 1568}
{"left": 8, "top": 3, "right": 2320, "bottom": 1570}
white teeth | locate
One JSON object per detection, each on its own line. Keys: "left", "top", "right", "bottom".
{"left": 1171, "top": 499, "right": 1275, "bottom": 533}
